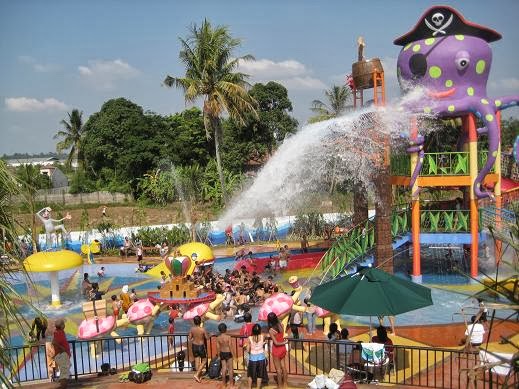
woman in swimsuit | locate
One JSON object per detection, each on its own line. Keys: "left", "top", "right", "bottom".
{"left": 216, "top": 323, "right": 234, "bottom": 387}
{"left": 267, "top": 312, "right": 288, "bottom": 389}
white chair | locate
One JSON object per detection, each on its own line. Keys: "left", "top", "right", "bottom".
{"left": 361, "top": 342, "right": 389, "bottom": 382}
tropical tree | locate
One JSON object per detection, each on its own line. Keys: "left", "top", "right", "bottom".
{"left": 164, "top": 19, "right": 258, "bottom": 203}
{"left": 54, "top": 109, "right": 86, "bottom": 169}
{"left": 309, "top": 84, "right": 352, "bottom": 123}
{"left": 0, "top": 161, "right": 40, "bottom": 386}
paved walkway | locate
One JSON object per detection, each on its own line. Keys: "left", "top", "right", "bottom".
{"left": 23, "top": 371, "right": 383, "bottom": 389}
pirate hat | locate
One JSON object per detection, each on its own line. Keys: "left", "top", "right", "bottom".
{"left": 394, "top": 5, "right": 501, "bottom": 46}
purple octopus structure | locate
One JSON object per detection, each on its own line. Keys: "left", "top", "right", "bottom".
{"left": 394, "top": 6, "right": 518, "bottom": 199}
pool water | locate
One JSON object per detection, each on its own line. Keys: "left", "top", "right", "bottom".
{"left": 10, "top": 255, "right": 509, "bottom": 347}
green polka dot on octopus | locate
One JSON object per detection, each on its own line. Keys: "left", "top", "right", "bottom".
{"left": 485, "top": 114, "right": 494, "bottom": 122}
{"left": 445, "top": 80, "right": 453, "bottom": 87}
{"left": 425, "top": 38, "right": 435, "bottom": 45}
{"left": 467, "top": 87, "right": 474, "bottom": 96}
{"left": 404, "top": 43, "right": 412, "bottom": 51}
{"left": 476, "top": 60, "right": 486, "bottom": 74}
{"left": 423, "top": 107, "right": 432, "bottom": 114}
{"left": 481, "top": 99, "right": 489, "bottom": 105}
{"left": 492, "top": 151, "right": 498, "bottom": 157}
{"left": 455, "top": 35, "right": 465, "bottom": 40}
{"left": 412, "top": 44, "right": 421, "bottom": 52}
{"left": 448, "top": 105, "right": 455, "bottom": 112}
{"left": 429, "top": 66, "right": 442, "bottom": 79}
{"left": 495, "top": 100, "right": 502, "bottom": 107}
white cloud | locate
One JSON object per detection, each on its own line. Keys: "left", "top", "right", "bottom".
{"left": 5, "top": 97, "right": 68, "bottom": 112}
{"left": 238, "top": 58, "right": 326, "bottom": 90}
{"left": 18, "top": 55, "right": 60, "bottom": 72}
{"left": 78, "top": 59, "right": 139, "bottom": 89}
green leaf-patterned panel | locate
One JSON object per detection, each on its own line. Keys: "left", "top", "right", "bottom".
{"left": 454, "top": 154, "right": 468, "bottom": 174}
{"left": 426, "top": 154, "right": 437, "bottom": 175}
{"left": 458, "top": 212, "right": 469, "bottom": 232}
{"left": 443, "top": 211, "right": 454, "bottom": 232}
{"left": 430, "top": 212, "right": 440, "bottom": 232}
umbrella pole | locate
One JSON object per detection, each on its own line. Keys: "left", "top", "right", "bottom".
{"left": 369, "top": 316, "right": 372, "bottom": 339}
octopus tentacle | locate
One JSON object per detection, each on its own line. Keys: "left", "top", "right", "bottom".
{"left": 494, "top": 95, "right": 519, "bottom": 111}
{"left": 473, "top": 105, "right": 499, "bottom": 199}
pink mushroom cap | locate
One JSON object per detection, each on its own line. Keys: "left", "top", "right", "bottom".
{"left": 78, "top": 316, "right": 116, "bottom": 339}
{"left": 182, "top": 303, "right": 209, "bottom": 320}
{"left": 258, "top": 293, "right": 293, "bottom": 321}
{"left": 314, "top": 306, "right": 331, "bottom": 318}
{"left": 127, "top": 299, "right": 155, "bottom": 324}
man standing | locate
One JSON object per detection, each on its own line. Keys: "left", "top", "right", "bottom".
{"left": 188, "top": 315, "right": 209, "bottom": 383}
{"left": 51, "top": 318, "right": 71, "bottom": 388}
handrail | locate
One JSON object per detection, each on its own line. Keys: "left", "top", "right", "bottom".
{"left": 4, "top": 333, "right": 512, "bottom": 388}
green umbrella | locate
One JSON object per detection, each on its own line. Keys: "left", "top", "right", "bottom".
{"left": 310, "top": 267, "right": 433, "bottom": 316}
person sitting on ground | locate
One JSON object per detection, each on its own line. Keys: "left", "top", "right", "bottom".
{"left": 462, "top": 315, "right": 486, "bottom": 349}
{"left": 89, "top": 283, "right": 105, "bottom": 301}
{"left": 216, "top": 323, "right": 234, "bottom": 387}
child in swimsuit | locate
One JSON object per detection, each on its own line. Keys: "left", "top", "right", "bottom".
{"left": 216, "top": 323, "right": 234, "bottom": 387}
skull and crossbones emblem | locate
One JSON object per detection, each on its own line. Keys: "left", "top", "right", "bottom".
{"left": 425, "top": 12, "right": 454, "bottom": 36}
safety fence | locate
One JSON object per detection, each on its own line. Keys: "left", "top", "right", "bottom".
{"left": 391, "top": 151, "right": 496, "bottom": 177}
{"left": 4, "top": 333, "right": 515, "bottom": 388}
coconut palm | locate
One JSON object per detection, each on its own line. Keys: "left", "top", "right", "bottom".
{"left": 164, "top": 19, "right": 257, "bottom": 203}
{"left": 0, "top": 161, "right": 40, "bottom": 386}
{"left": 54, "top": 109, "right": 86, "bottom": 169}
{"left": 309, "top": 85, "right": 352, "bottom": 123}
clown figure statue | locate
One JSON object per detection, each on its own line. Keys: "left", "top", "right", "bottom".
{"left": 36, "top": 207, "right": 72, "bottom": 249}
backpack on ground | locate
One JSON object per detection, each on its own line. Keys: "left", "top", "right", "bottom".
{"left": 128, "top": 362, "right": 152, "bottom": 384}
{"left": 207, "top": 357, "right": 221, "bottom": 379}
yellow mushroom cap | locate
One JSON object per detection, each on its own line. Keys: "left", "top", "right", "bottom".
{"left": 177, "top": 242, "right": 214, "bottom": 264}
{"left": 23, "top": 250, "right": 83, "bottom": 272}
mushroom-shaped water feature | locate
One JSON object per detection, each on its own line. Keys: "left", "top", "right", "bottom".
{"left": 23, "top": 250, "right": 83, "bottom": 307}
{"left": 314, "top": 306, "right": 341, "bottom": 336}
{"left": 258, "top": 292, "right": 306, "bottom": 336}
{"left": 118, "top": 299, "right": 161, "bottom": 335}
{"left": 183, "top": 293, "right": 225, "bottom": 324}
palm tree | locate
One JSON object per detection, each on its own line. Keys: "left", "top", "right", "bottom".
{"left": 54, "top": 109, "right": 86, "bottom": 169}
{"left": 164, "top": 19, "right": 257, "bottom": 203}
{"left": 0, "top": 161, "right": 40, "bottom": 386}
{"left": 309, "top": 85, "right": 352, "bottom": 123}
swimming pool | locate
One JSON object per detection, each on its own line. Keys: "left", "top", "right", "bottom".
{"left": 11, "top": 253, "right": 507, "bottom": 348}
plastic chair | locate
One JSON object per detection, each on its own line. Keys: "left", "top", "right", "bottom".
{"left": 360, "top": 342, "right": 389, "bottom": 382}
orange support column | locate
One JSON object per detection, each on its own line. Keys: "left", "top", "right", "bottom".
{"left": 410, "top": 116, "right": 421, "bottom": 282}
{"left": 465, "top": 114, "right": 479, "bottom": 278}
{"left": 494, "top": 111, "right": 502, "bottom": 263}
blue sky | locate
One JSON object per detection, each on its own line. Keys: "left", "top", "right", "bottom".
{"left": 1, "top": 0, "right": 518, "bottom": 155}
